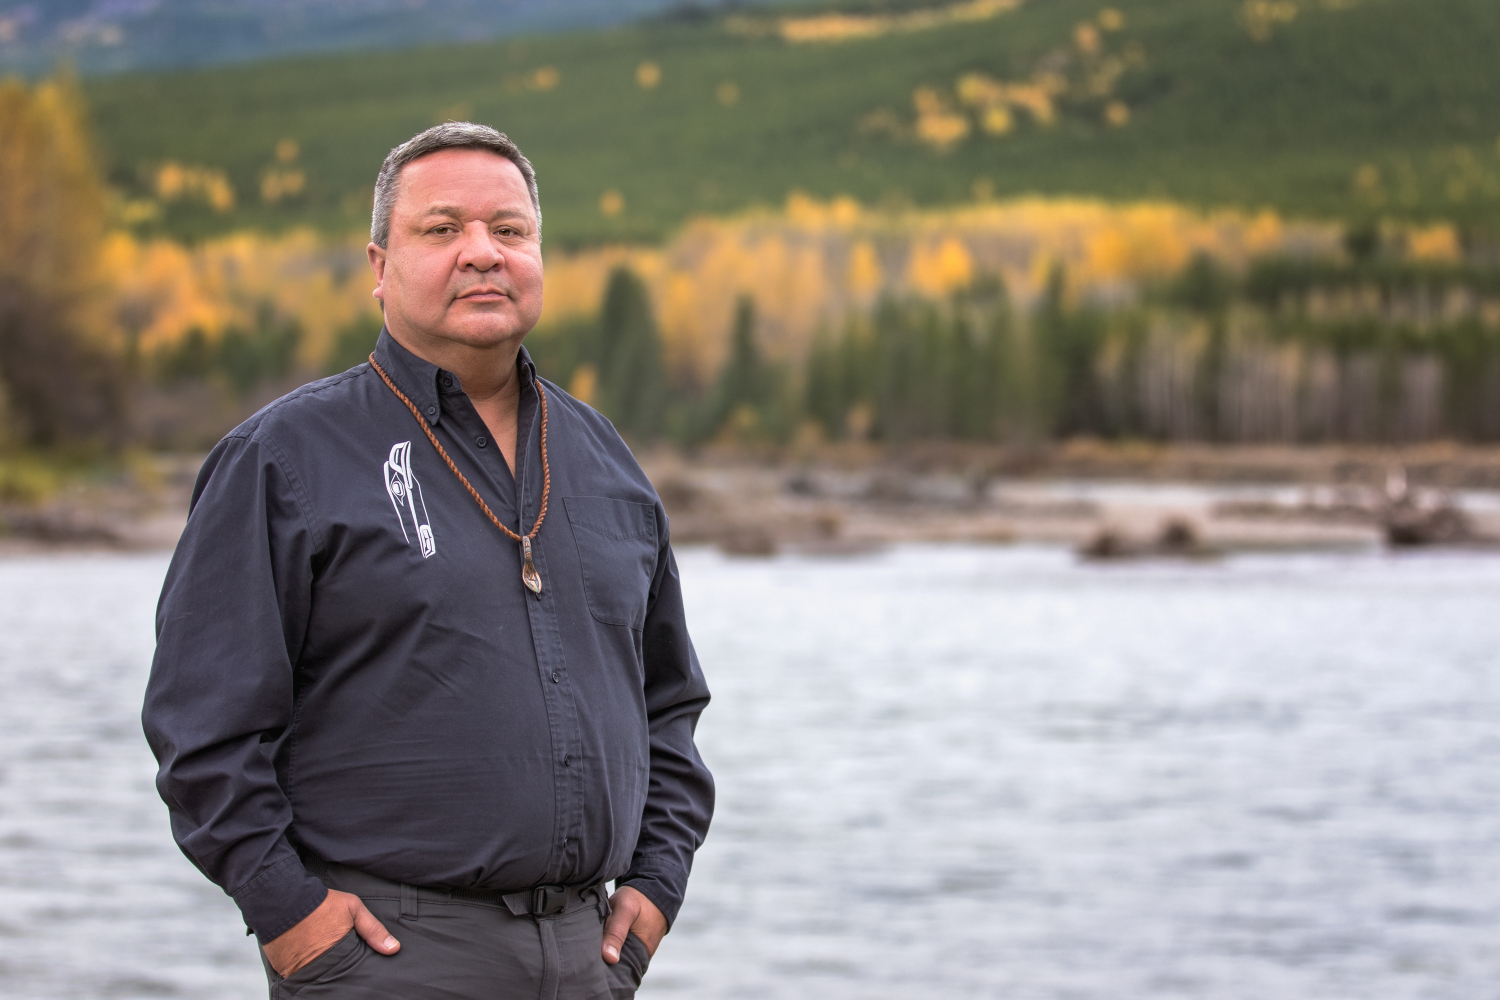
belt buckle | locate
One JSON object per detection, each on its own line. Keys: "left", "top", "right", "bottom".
{"left": 532, "top": 884, "right": 568, "bottom": 916}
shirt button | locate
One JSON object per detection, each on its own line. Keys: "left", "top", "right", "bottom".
{"left": 551, "top": 671, "right": 560, "bottom": 683}
{"left": 563, "top": 755, "right": 572, "bottom": 767}
{"left": 442, "top": 375, "right": 454, "bottom": 387}
{"left": 477, "top": 436, "right": 488, "bottom": 448}
{"left": 426, "top": 405, "right": 436, "bottom": 415}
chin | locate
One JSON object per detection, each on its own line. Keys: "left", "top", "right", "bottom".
{"left": 437, "top": 318, "right": 533, "bottom": 348}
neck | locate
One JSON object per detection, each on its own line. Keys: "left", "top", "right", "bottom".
{"left": 385, "top": 322, "right": 524, "bottom": 405}
{"left": 384, "top": 321, "right": 527, "bottom": 473}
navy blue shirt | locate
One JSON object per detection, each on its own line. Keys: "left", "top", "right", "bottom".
{"left": 142, "top": 330, "right": 714, "bottom": 944}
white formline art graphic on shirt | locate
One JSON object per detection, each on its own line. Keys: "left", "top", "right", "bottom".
{"left": 383, "top": 441, "right": 437, "bottom": 558}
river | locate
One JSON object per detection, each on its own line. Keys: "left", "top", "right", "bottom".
{"left": 1, "top": 544, "right": 1497, "bottom": 999}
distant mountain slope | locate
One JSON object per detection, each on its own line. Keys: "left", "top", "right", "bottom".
{"left": 85, "top": 0, "right": 1500, "bottom": 246}
{"left": 0, "top": 0, "right": 764, "bottom": 75}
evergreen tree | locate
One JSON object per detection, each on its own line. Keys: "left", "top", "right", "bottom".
{"left": 870, "top": 297, "right": 913, "bottom": 442}
{"left": 804, "top": 326, "right": 842, "bottom": 438}
{"left": 836, "top": 318, "right": 877, "bottom": 438}
{"left": 1035, "top": 265, "right": 1106, "bottom": 438}
{"left": 975, "top": 282, "right": 1013, "bottom": 441}
{"left": 947, "top": 310, "right": 982, "bottom": 439}
{"left": 708, "top": 295, "right": 772, "bottom": 437}
{"left": 596, "top": 266, "right": 666, "bottom": 441}
{"left": 1172, "top": 252, "right": 1232, "bottom": 439}
{"left": 909, "top": 304, "right": 943, "bottom": 439}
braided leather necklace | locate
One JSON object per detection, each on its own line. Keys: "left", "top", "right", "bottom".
{"left": 369, "top": 352, "right": 551, "bottom": 594}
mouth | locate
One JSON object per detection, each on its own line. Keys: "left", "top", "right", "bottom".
{"left": 457, "top": 288, "right": 510, "bottom": 301}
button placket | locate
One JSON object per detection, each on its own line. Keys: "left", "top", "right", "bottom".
{"left": 512, "top": 379, "right": 577, "bottom": 883}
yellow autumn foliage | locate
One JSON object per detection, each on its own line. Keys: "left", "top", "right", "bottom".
{"left": 913, "top": 87, "right": 970, "bottom": 151}
{"left": 100, "top": 198, "right": 1481, "bottom": 395}
{"left": 907, "top": 238, "right": 975, "bottom": 297}
{"left": 846, "top": 241, "right": 884, "bottom": 300}
{"left": 155, "top": 161, "right": 236, "bottom": 212}
{"left": 0, "top": 74, "right": 109, "bottom": 314}
{"left": 1406, "top": 224, "right": 1462, "bottom": 263}
{"left": 261, "top": 168, "right": 306, "bottom": 204}
{"left": 1241, "top": 0, "right": 1298, "bottom": 41}
{"left": 765, "top": 0, "right": 1023, "bottom": 44}
{"left": 101, "top": 229, "right": 382, "bottom": 364}
{"left": 901, "top": 9, "right": 1145, "bottom": 151}
{"left": 537, "top": 195, "right": 1343, "bottom": 383}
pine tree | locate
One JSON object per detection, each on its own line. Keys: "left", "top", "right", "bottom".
{"left": 595, "top": 266, "right": 666, "bottom": 441}
{"left": 804, "top": 326, "right": 842, "bottom": 438}
{"left": 870, "top": 297, "right": 910, "bottom": 442}
{"left": 1035, "top": 264, "right": 1107, "bottom": 439}
{"left": 708, "top": 295, "right": 771, "bottom": 437}
{"left": 974, "top": 282, "right": 1013, "bottom": 442}
{"left": 947, "top": 310, "right": 981, "bottom": 439}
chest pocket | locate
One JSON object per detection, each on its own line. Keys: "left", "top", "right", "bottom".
{"left": 563, "top": 496, "right": 658, "bottom": 630}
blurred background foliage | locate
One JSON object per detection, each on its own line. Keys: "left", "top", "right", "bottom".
{"left": 0, "top": 75, "right": 125, "bottom": 451}
{"left": 83, "top": 0, "right": 1500, "bottom": 245}
{"left": 4, "top": 0, "right": 1500, "bottom": 458}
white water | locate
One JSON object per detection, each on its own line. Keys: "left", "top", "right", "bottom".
{"left": 1, "top": 545, "right": 1497, "bottom": 999}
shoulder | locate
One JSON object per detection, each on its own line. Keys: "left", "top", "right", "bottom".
{"left": 225, "top": 365, "right": 377, "bottom": 447}
{"left": 192, "top": 367, "right": 378, "bottom": 529}
{"left": 539, "top": 377, "right": 617, "bottom": 440}
{"left": 537, "top": 377, "right": 657, "bottom": 497}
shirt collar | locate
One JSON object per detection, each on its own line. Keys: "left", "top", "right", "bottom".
{"left": 371, "top": 327, "right": 539, "bottom": 427}
{"left": 517, "top": 345, "right": 538, "bottom": 386}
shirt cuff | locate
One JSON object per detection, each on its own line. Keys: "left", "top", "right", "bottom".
{"left": 232, "top": 855, "right": 330, "bottom": 945}
{"left": 619, "top": 857, "right": 689, "bottom": 928}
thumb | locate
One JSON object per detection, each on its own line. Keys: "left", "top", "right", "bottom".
{"left": 346, "top": 895, "right": 400, "bottom": 955}
{"left": 601, "top": 896, "right": 635, "bottom": 965}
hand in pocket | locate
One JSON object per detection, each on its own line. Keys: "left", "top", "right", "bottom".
{"left": 264, "top": 889, "right": 400, "bottom": 977}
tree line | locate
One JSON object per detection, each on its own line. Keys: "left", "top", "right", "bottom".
{"left": 6, "top": 64, "right": 1500, "bottom": 456}
{"left": 530, "top": 256, "right": 1500, "bottom": 449}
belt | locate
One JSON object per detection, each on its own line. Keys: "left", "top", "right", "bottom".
{"left": 299, "top": 853, "right": 610, "bottom": 919}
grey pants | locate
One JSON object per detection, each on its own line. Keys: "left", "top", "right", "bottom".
{"left": 260, "top": 862, "right": 650, "bottom": 999}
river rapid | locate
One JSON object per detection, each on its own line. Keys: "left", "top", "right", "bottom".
{"left": 1, "top": 544, "right": 1496, "bottom": 999}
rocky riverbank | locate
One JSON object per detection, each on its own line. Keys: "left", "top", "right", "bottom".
{"left": 6, "top": 443, "right": 1500, "bottom": 557}
{"left": 644, "top": 442, "right": 1500, "bottom": 557}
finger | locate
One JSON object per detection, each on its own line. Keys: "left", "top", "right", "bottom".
{"left": 347, "top": 896, "right": 400, "bottom": 954}
{"left": 601, "top": 896, "right": 636, "bottom": 965}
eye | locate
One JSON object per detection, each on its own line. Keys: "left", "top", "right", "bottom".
{"left": 431, "top": 224, "right": 457, "bottom": 235}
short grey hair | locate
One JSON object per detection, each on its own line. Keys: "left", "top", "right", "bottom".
{"left": 371, "top": 122, "right": 541, "bottom": 248}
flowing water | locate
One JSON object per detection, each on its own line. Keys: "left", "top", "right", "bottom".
{"left": 1, "top": 545, "right": 1497, "bottom": 999}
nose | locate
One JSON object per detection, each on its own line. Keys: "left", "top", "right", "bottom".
{"left": 456, "top": 219, "right": 502, "bottom": 272}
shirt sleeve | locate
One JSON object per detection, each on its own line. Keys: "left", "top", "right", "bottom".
{"left": 618, "top": 504, "right": 715, "bottom": 927}
{"left": 141, "top": 434, "right": 329, "bottom": 945}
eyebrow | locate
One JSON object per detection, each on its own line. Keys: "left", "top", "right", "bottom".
{"left": 421, "top": 205, "right": 531, "bottom": 222}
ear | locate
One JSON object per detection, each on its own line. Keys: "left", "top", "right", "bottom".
{"left": 367, "top": 242, "right": 388, "bottom": 304}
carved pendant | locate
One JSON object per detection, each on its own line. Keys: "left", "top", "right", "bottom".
{"left": 520, "top": 536, "right": 543, "bottom": 595}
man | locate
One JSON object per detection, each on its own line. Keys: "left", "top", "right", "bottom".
{"left": 142, "top": 122, "right": 714, "bottom": 999}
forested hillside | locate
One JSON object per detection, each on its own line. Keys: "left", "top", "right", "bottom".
{"left": 86, "top": 0, "right": 1500, "bottom": 247}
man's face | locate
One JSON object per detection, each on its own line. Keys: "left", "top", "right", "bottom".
{"left": 368, "top": 148, "right": 543, "bottom": 354}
